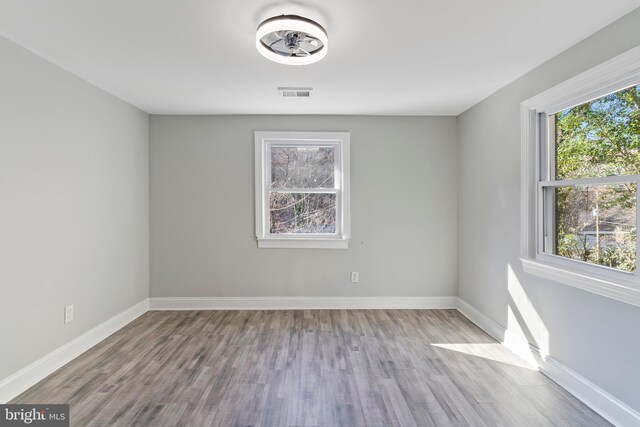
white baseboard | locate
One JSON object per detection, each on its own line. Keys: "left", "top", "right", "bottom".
{"left": 455, "top": 297, "right": 640, "bottom": 427}
{"left": 540, "top": 354, "right": 640, "bottom": 427}
{"left": 149, "top": 296, "right": 458, "bottom": 310}
{"left": 0, "top": 299, "right": 149, "bottom": 404}
{"left": 456, "top": 298, "right": 508, "bottom": 344}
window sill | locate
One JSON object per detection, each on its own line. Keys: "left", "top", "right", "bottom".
{"left": 257, "top": 238, "right": 349, "bottom": 249}
{"left": 520, "top": 257, "right": 640, "bottom": 308}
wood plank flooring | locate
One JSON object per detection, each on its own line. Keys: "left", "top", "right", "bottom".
{"left": 12, "top": 309, "right": 609, "bottom": 426}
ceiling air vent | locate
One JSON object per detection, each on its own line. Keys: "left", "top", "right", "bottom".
{"left": 278, "top": 87, "right": 313, "bottom": 97}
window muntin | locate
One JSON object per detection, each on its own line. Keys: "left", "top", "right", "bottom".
{"left": 539, "top": 84, "right": 639, "bottom": 273}
{"left": 255, "top": 132, "right": 350, "bottom": 248}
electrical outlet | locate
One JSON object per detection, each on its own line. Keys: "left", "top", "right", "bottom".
{"left": 350, "top": 271, "right": 359, "bottom": 283}
{"left": 64, "top": 305, "right": 74, "bottom": 324}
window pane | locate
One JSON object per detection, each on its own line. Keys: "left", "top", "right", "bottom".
{"left": 269, "top": 192, "right": 336, "bottom": 234}
{"left": 271, "top": 146, "right": 335, "bottom": 189}
{"left": 555, "top": 84, "right": 639, "bottom": 180}
{"left": 547, "top": 183, "right": 636, "bottom": 272}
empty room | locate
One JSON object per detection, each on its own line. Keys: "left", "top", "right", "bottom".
{"left": 1, "top": 1, "right": 640, "bottom": 426}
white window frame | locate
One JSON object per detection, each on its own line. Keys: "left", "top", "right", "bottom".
{"left": 520, "top": 45, "right": 640, "bottom": 308}
{"left": 255, "top": 131, "right": 350, "bottom": 249}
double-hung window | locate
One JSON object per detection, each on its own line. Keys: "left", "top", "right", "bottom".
{"left": 254, "top": 131, "right": 350, "bottom": 248}
{"left": 539, "top": 91, "right": 638, "bottom": 273}
{"left": 521, "top": 46, "right": 640, "bottom": 307}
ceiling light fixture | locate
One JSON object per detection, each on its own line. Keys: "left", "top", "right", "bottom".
{"left": 256, "top": 15, "right": 328, "bottom": 65}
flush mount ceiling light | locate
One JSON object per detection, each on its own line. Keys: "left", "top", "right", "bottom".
{"left": 256, "top": 15, "right": 328, "bottom": 65}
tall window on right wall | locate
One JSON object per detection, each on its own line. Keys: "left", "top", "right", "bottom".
{"left": 540, "top": 84, "right": 639, "bottom": 273}
{"left": 520, "top": 46, "right": 640, "bottom": 307}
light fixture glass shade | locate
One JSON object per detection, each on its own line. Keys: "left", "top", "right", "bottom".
{"left": 256, "top": 15, "right": 328, "bottom": 65}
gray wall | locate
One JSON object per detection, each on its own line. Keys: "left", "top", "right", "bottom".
{"left": 457, "top": 9, "right": 640, "bottom": 412}
{"left": 0, "top": 36, "right": 149, "bottom": 380}
{"left": 150, "top": 115, "right": 457, "bottom": 298}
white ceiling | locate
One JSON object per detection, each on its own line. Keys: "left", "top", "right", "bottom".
{"left": 0, "top": 1, "right": 638, "bottom": 115}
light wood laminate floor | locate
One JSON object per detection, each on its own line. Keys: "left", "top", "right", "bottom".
{"left": 13, "top": 310, "right": 609, "bottom": 426}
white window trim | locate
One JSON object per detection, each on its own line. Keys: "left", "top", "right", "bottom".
{"left": 520, "top": 44, "right": 640, "bottom": 308}
{"left": 255, "top": 131, "right": 350, "bottom": 249}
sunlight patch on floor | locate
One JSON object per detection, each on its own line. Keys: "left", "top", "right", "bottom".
{"left": 431, "top": 343, "right": 537, "bottom": 370}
